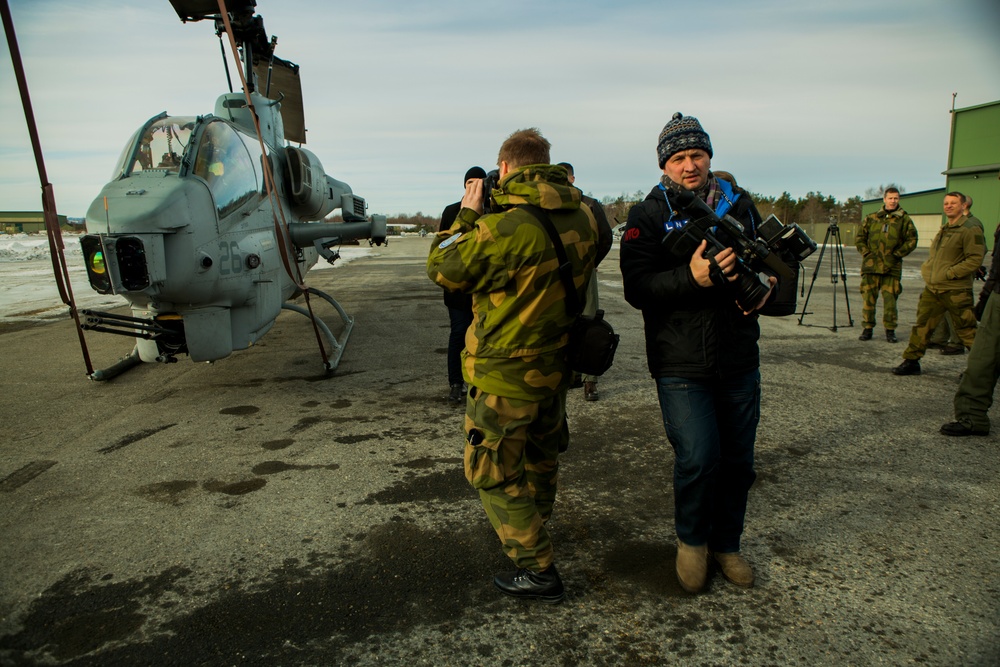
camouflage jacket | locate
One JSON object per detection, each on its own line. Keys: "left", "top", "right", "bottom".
{"left": 920, "top": 215, "right": 986, "bottom": 291}
{"left": 855, "top": 207, "right": 918, "bottom": 277}
{"left": 426, "top": 164, "right": 598, "bottom": 401}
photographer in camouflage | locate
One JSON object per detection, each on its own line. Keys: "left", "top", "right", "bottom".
{"left": 427, "top": 128, "right": 600, "bottom": 603}
{"left": 855, "top": 187, "right": 918, "bottom": 343}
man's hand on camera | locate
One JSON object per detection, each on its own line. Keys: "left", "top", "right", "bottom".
{"left": 742, "top": 276, "right": 778, "bottom": 315}
{"left": 461, "top": 178, "right": 484, "bottom": 215}
{"left": 690, "top": 240, "right": 737, "bottom": 288}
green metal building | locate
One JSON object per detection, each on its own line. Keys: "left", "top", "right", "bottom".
{"left": 0, "top": 211, "right": 69, "bottom": 234}
{"left": 862, "top": 99, "right": 1000, "bottom": 248}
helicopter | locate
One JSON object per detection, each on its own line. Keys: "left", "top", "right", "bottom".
{"left": 71, "top": 0, "right": 387, "bottom": 380}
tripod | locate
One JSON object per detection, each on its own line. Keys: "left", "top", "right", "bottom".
{"left": 797, "top": 222, "right": 854, "bottom": 331}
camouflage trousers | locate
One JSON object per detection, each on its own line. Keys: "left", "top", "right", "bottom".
{"left": 463, "top": 387, "right": 568, "bottom": 571}
{"left": 902, "top": 288, "right": 977, "bottom": 360}
{"left": 859, "top": 273, "right": 902, "bottom": 329}
{"left": 953, "top": 291, "right": 1000, "bottom": 431}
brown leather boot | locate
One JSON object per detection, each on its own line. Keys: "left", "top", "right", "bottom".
{"left": 676, "top": 540, "right": 708, "bottom": 593}
{"left": 714, "top": 552, "right": 755, "bottom": 587}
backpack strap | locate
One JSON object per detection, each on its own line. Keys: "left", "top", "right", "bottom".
{"left": 518, "top": 204, "right": 583, "bottom": 318}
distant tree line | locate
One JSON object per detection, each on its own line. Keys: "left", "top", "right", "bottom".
{"left": 354, "top": 186, "right": 885, "bottom": 235}
{"left": 600, "top": 190, "right": 864, "bottom": 231}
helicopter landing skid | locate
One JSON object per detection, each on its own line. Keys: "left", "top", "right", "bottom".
{"left": 281, "top": 287, "right": 355, "bottom": 372}
{"left": 89, "top": 346, "right": 143, "bottom": 382}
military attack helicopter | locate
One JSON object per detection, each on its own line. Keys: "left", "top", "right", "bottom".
{"left": 73, "top": 0, "right": 387, "bottom": 379}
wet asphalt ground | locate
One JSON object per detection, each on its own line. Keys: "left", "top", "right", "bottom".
{"left": 1, "top": 235, "right": 998, "bottom": 666}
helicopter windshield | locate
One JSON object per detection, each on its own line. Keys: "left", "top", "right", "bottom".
{"left": 114, "top": 116, "right": 196, "bottom": 177}
{"left": 192, "top": 120, "right": 262, "bottom": 219}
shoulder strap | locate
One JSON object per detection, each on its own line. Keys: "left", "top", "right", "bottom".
{"left": 714, "top": 177, "right": 741, "bottom": 218}
{"left": 518, "top": 204, "right": 583, "bottom": 317}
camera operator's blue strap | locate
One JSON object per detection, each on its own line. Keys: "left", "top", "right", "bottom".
{"left": 713, "top": 177, "right": 740, "bottom": 218}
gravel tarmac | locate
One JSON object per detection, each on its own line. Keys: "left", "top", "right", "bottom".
{"left": 1, "top": 235, "right": 997, "bottom": 666}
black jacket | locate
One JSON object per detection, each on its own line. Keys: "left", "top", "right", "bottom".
{"left": 438, "top": 201, "right": 473, "bottom": 310}
{"left": 581, "top": 193, "right": 613, "bottom": 266}
{"left": 620, "top": 183, "right": 763, "bottom": 380}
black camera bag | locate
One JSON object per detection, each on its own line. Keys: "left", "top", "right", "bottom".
{"left": 566, "top": 308, "right": 619, "bottom": 376}
{"left": 520, "top": 205, "right": 619, "bottom": 376}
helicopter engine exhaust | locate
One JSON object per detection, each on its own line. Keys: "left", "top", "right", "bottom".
{"left": 286, "top": 146, "right": 367, "bottom": 222}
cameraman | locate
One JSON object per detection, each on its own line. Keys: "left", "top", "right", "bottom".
{"left": 426, "top": 128, "right": 599, "bottom": 604}
{"left": 620, "top": 112, "right": 774, "bottom": 594}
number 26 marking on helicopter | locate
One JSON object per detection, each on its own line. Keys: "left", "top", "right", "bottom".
{"left": 218, "top": 241, "right": 242, "bottom": 275}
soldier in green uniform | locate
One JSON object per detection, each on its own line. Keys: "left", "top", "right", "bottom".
{"left": 893, "top": 192, "right": 986, "bottom": 375}
{"left": 426, "top": 128, "right": 600, "bottom": 603}
{"left": 855, "top": 187, "right": 918, "bottom": 343}
{"left": 941, "top": 215, "right": 1000, "bottom": 436}
{"left": 929, "top": 194, "right": 986, "bottom": 354}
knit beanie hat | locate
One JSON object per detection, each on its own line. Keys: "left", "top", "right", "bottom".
{"left": 657, "top": 112, "right": 713, "bottom": 168}
{"left": 463, "top": 166, "right": 487, "bottom": 183}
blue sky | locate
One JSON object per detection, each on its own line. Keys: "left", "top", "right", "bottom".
{"left": 2, "top": 0, "right": 998, "bottom": 218}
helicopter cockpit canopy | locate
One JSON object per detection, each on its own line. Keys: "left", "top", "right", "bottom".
{"left": 192, "top": 120, "right": 265, "bottom": 218}
{"left": 112, "top": 114, "right": 266, "bottom": 220}
{"left": 113, "top": 115, "right": 196, "bottom": 178}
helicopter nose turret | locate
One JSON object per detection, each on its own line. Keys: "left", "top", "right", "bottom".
{"left": 81, "top": 173, "right": 215, "bottom": 297}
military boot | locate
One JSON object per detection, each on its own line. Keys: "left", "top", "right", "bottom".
{"left": 676, "top": 540, "right": 708, "bottom": 593}
{"left": 885, "top": 330, "right": 898, "bottom": 343}
{"left": 940, "top": 421, "right": 988, "bottom": 436}
{"left": 493, "top": 565, "right": 565, "bottom": 603}
{"left": 859, "top": 328, "right": 873, "bottom": 341}
{"left": 892, "top": 359, "right": 921, "bottom": 375}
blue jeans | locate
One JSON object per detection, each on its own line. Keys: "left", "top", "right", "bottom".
{"left": 655, "top": 370, "right": 760, "bottom": 553}
{"left": 447, "top": 305, "right": 473, "bottom": 386}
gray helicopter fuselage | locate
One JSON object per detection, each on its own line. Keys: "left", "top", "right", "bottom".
{"left": 81, "top": 92, "right": 383, "bottom": 363}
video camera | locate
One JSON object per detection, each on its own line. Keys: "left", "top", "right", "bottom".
{"left": 662, "top": 190, "right": 816, "bottom": 314}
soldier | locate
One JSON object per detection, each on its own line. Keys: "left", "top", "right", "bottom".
{"left": 427, "top": 128, "right": 600, "bottom": 603}
{"left": 941, "top": 210, "right": 1000, "bottom": 436}
{"left": 855, "top": 187, "right": 918, "bottom": 343}
{"left": 893, "top": 192, "right": 986, "bottom": 375}
{"left": 929, "top": 194, "right": 985, "bottom": 355}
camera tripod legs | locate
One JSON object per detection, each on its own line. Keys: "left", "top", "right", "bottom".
{"left": 797, "top": 223, "right": 854, "bottom": 331}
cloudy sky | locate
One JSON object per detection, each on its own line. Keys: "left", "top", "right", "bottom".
{"left": 2, "top": 0, "right": 998, "bottom": 219}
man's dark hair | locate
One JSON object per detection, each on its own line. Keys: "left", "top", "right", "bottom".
{"left": 884, "top": 187, "right": 900, "bottom": 196}
{"left": 556, "top": 161, "right": 574, "bottom": 177}
{"left": 498, "top": 128, "right": 550, "bottom": 170}
{"left": 945, "top": 191, "right": 965, "bottom": 201}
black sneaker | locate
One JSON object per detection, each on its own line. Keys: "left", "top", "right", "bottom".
{"left": 892, "top": 359, "right": 921, "bottom": 375}
{"left": 940, "top": 421, "right": 988, "bottom": 436}
{"left": 493, "top": 565, "right": 565, "bottom": 603}
{"left": 859, "top": 328, "right": 873, "bottom": 341}
{"left": 885, "top": 330, "right": 898, "bottom": 343}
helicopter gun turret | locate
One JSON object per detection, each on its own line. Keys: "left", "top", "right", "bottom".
{"left": 76, "top": 2, "right": 387, "bottom": 379}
